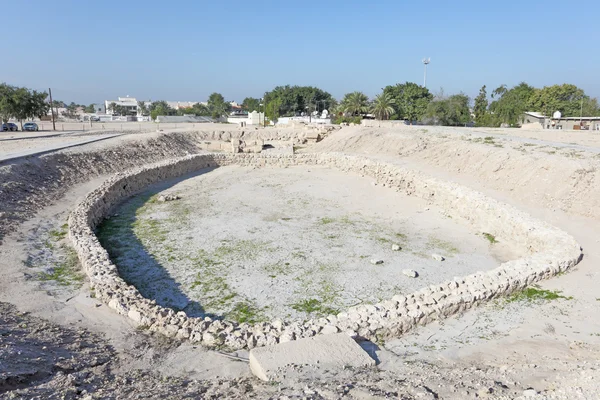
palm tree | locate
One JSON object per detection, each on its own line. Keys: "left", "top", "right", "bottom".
{"left": 371, "top": 93, "right": 395, "bottom": 120}
{"left": 137, "top": 101, "right": 147, "bottom": 116}
{"left": 341, "top": 91, "right": 369, "bottom": 116}
{"left": 109, "top": 102, "right": 117, "bottom": 115}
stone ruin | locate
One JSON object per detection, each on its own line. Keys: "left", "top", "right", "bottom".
{"left": 67, "top": 152, "right": 582, "bottom": 350}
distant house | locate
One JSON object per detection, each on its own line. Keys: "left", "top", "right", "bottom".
{"left": 104, "top": 96, "right": 139, "bottom": 116}
{"left": 166, "top": 101, "right": 204, "bottom": 110}
{"left": 521, "top": 111, "right": 600, "bottom": 130}
{"left": 521, "top": 111, "right": 546, "bottom": 128}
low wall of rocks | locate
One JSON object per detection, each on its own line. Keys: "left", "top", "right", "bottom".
{"left": 68, "top": 153, "right": 582, "bottom": 350}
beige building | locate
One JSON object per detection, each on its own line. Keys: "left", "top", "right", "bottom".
{"left": 521, "top": 112, "right": 600, "bottom": 131}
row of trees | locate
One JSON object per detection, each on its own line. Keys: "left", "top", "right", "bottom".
{"left": 474, "top": 83, "right": 600, "bottom": 127}
{"left": 145, "top": 93, "right": 232, "bottom": 120}
{"left": 6, "top": 81, "right": 598, "bottom": 127}
{"left": 238, "top": 86, "right": 337, "bottom": 122}
{"left": 0, "top": 83, "right": 50, "bottom": 128}
{"left": 337, "top": 83, "right": 436, "bottom": 122}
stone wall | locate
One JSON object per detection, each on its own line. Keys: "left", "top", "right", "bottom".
{"left": 68, "top": 153, "right": 582, "bottom": 350}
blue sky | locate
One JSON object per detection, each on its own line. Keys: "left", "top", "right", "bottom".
{"left": 2, "top": 0, "right": 599, "bottom": 104}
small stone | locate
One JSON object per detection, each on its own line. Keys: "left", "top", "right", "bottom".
{"left": 523, "top": 389, "right": 537, "bottom": 397}
{"left": 432, "top": 254, "right": 445, "bottom": 261}
{"left": 371, "top": 182, "right": 377, "bottom": 186}
{"left": 158, "top": 193, "right": 181, "bottom": 202}
{"left": 370, "top": 259, "right": 384, "bottom": 265}
{"left": 402, "top": 269, "right": 418, "bottom": 278}
{"left": 391, "top": 244, "right": 401, "bottom": 251}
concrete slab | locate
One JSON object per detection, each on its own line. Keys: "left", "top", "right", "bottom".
{"left": 249, "top": 333, "right": 376, "bottom": 381}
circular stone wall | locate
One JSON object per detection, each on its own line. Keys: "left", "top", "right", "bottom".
{"left": 68, "top": 153, "right": 582, "bottom": 350}
{"left": 98, "top": 164, "right": 522, "bottom": 323}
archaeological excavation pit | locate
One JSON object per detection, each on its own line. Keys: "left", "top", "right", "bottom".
{"left": 96, "top": 163, "right": 523, "bottom": 324}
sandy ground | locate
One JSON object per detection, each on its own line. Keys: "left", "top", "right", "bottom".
{"left": 99, "top": 165, "right": 516, "bottom": 322}
{"left": 2, "top": 124, "right": 600, "bottom": 398}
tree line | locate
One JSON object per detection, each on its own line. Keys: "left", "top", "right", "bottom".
{"left": 238, "top": 83, "right": 469, "bottom": 126}
{"left": 473, "top": 83, "right": 600, "bottom": 127}
{"left": 0, "top": 83, "right": 50, "bottom": 129}
{"left": 4, "top": 80, "right": 598, "bottom": 128}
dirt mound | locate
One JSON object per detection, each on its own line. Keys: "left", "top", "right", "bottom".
{"left": 312, "top": 126, "right": 600, "bottom": 220}
{"left": 0, "top": 132, "right": 203, "bottom": 243}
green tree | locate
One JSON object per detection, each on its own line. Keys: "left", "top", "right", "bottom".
{"left": 527, "top": 84, "right": 598, "bottom": 118}
{"left": 340, "top": 91, "right": 369, "bottom": 116}
{"left": 241, "top": 97, "right": 260, "bottom": 113}
{"left": 473, "top": 85, "right": 490, "bottom": 126}
{"left": 370, "top": 93, "right": 395, "bottom": 120}
{"left": 148, "top": 100, "right": 176, "bottom": 120}
{"left": 263, "top": 86, "right": 335, "bottom": 117}
{"left": 84, "top": 104, "right": 96, "bottom": 113}
{"left": 0, "top": 84, "right": 49, "bottom": 128}
{"left": 0, "top": 84, "right": 17, "bottom": 125}
{"left": 426, "top": 93, "right": 471, "bottom": 126}
{"left": 489, "top": 82, "right": 535, "bottom": 126}
{"left": 383, "top": 82, "right": 432, "bottom": 122}
{"left": 137, "top": 101, "right": 148, "bottom": 116}
{"left": 265, "top": 98, "right": 282, "bottom": 124}
{"left": 207, "top": 92, "right": 230, "bottom": 119}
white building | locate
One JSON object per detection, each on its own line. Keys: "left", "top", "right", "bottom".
{"left": 104, "top": 96, "right": 139, "bottom": 116}
{"left": 166, "top": 101, "right": 206, "bottom": 110}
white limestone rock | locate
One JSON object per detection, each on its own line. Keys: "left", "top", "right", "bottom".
{"left": 432, "top": 254, "right": 445, "bottom": 261}
{"left": 402, "top": 269, "right": 419, "bottom": 278}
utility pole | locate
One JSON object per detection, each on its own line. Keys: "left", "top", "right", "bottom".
{"left": 48, "top": 88, "right": 56, "bottom": 131}
{"left": 263, "top": 92, "right": 267, "bottom": 128}
{"left": 422, "top": 58, "right": 431, "bottom": 88}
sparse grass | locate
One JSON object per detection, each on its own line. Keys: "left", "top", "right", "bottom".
{"left": 481, "top": 136, "right": 503, "bottom": 148}
{"left": 262, "top": 262, "right": 292, "bottom": 276}
{"left": 290, "top": 298, "right": 339, "bottom": 316}
{"left": 38, "top": 245, "right": 84, "bottom": 287}
{"left": 227, "top": 301, "right": 267, "bottom": 324}
{"left": 427, "top": 236, "right": 459, "bottom": 255}
{"left": 48, "top": 223, "right": 69, "bottom": 241}
{"left": 395, "top": 232, "right": 408, "bottom": 241}
{"left": 318, "top": 215, "right": 355, "bottom": 226}
{"left": 376, "top": 237, "right": 392, "bottom": 245}
{"left": 213, "top": 239, "right": 274, "bottom": 261}
{"left": 482, "top": 232, "right": 498, "bottom": 244}
{"left": 506, "top": 286, "right": 573, "bottom": 303}
{"left": 319, "top": 217, "right": 335, "bottom": 225}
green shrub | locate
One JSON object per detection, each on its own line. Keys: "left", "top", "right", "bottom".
{"left": 332, "top": 116, "right": 362, "bottom": 125}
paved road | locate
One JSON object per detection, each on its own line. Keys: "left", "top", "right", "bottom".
{"left": 0, "top": 134, "right": 122, "bottom": 164}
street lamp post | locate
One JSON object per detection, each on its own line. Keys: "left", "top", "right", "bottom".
{"left": 263, "top": 92, "right": 267, "bottom": 128}
{"left": 422, "top": 58, "right": 431, "bottom": 88}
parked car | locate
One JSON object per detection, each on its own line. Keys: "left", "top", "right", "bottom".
{"left": 1, "top": 123, "right": 18, "bottom": 131}
{"left": 90, "top": 116, "right": 100, "bottom": 122}
{"left": 23, "top": 122, "right": 39, "bottom": 131}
